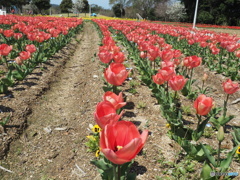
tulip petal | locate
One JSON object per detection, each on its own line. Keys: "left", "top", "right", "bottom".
{"left": 101, "top": 148, "right": 130, "bottom": 165}
{"left": 116, "top": 138, "right": 142, "bottom": 160}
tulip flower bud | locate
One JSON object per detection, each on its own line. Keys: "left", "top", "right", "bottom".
{"left": 217, "top": 126, "right": 225, "bottom": 142}
{"left": 202, "top": 73, "right": 208, "bottom": 82}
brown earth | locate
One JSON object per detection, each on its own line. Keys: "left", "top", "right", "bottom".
{"left": 0, "top": 21, "right": 240, "bottom": 180}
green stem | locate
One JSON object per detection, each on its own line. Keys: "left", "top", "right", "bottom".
{"left": 217, "top": 141, "right": 221, "bottom": 166}
{"left": 174, "top": 91, "right": 178, "bottom": 101}
{"left": 2, "top": 56, "right": 8, "bottom": 69}
{"left": 188, "top": 68, "right": 194, "bottom": 94}
{"left": 166, "top": 82, "right": 169, "bottom": 100}
{"left": 118, "top": 165, "right": 121, "bottom": 180}
{"left": 223, "top": 94, "right": 229, "bottom": 118}
{"left": 113, "top": 163, "right": 117, "bottom": 180}
{"left": 196, "top": 114, "right": 202, "bottom": 130}
{"left": 113, "top": 85, "right": 118, "bottom": 94}
{"left": 201, "top": 81, "right": 205, "bottom": 93}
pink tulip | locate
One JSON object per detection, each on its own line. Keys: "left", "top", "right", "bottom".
{"left": 100, "top": 120, "right": 148, "bottom": 165}
{"left": 169, "top": 75, "right": 188, "bottom": 91}
{"left": 98, "top": 50, "right": 113, "bottom": 64}
{"left": 94, "top": 101, "right": 122, "bottom": 129}
{"left": 184, "top": 55, "right": 202, "bottom": 69}
{"left": 222, "top": 79, "right": 239, "bottom": 94}
{"left": 113, "top": 52, "right": 125, "bottom": 63}
{"left": 103, "top": 91, "right": 126, "bottom": 110}
{"left": 0, "top": 44, "right": 12, "bottom": 56}
{"left": 104, "top": 63, "right": 129, "bottom": 86}
{"left": 19, "top": 51, "right": 31, "bottom": 60}
{"left": 26, "top": 44, "right": 37, "bottom": 53}
{"left": 152, "top": 73, "right": 165, "bottom": 85}
{"left": 194, "top": 94, "right": 213, "bottom": 116}
{"left": 158, "top": 67, "right": 176, "bottom": 81}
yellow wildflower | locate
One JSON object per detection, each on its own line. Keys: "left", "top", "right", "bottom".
{"left": 92, "top": 125, "right": 101, "bottom": 133}
{"left": 236, "top": 146, "right": 240, "bottom": 155}
{"left": 166, "top": 123, "right": 171, "bottom": 128}
{"left": 95, "top": 149, "right": 100, "bottom": 157}
{"left": 86, "top": 135, "right": 95, "bottom": 141}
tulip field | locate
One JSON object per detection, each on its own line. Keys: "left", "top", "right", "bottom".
{"left": 0, "top": 15, "right": 240, "bottom": 179}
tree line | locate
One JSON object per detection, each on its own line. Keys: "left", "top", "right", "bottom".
{"left": 0, "top": 0, "right": 239, "bottom": 26}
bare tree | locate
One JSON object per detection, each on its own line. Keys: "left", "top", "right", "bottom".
{"left": 155, "top": 1, "right": 168, "bottom": 21}
{"left": 166, "top": 1, "right": 186, "bottom": 22}
{"left": 72, "top": 0, "right": 84, "bottom": 16}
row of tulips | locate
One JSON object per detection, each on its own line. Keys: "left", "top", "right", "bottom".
{"left": 85, "top": 19, "right": 148, "bottom": 179}
{"left": 153, "top": 20, "right": 240, "bottom": 30}
{"left": 0, "top": 15, "right": 83, "bottom": 94}
{"left": 106, "top": 20, "right": 240, "bottom": 80}
{"left": 95, "top": 19, "right": 240, "bottom": 179}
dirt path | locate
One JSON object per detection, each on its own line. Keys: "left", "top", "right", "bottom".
{"left": 0, "top": 21, "right": 103, "bottom": 179}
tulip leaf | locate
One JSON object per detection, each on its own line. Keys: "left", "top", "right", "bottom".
{"left": 200, "top": 163, "right": 215, "bottom": 180}
{"left": 91, "top": 158, "right": 114, "bottom": 180}
{"left": 220, "top": 146, "right": 238, "bottom": 172}
{"left": 201, "top": 144, "right": 217, "bottom": 167}
{"left": 209, "top": 117, "right": 220, "bottom": 129}
{"left": 219, "top": 115, "right": 235, "bottom": 126}
{"left": 232, "top": 127, "right": 240, "bottom": 145}
{"left": 193, "top": 117, "right": 210, "bottom": 141}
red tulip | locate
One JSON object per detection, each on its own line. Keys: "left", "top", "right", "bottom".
{"left": 94, "top": 101, "right": 122, "bottom": 129}
{"left": 19, "top": 51, "right": 31, "bottom": 60}
{"left": 152, "top": 73, "right": 165, "bottom": 85}
{"left": 222, "top": 79, "right": 239, "bottom": 94}
{"left": 169, "top": 75, "right": 188, "bottom": 91}
{"left": 235, "top": 50, "right": 240, "bottom": 58}
{"left": 98, "top": 50, "right": 113, "bottom": 64}
{"left": 0, "top": 44, "right": 12, "bottom": 56}
{"left": 161, "top": 61, "right": 175, "bottom": 69}
{"left": 210, "top": 46, "right": 220, "bottom": 55}
{"left": 184, "top": 55, "right": 202, "bottom": 69}
{"left": 104, "top": 63, "right": 129, "bottom": 86}
{"left": 140, "top": 51, "right": 147, "bottom": 59}
{"left": 103, "top": 91, "right": 126, "bottom": 110}
{"left": 13, "top": 33, "right": 23, "bottom": 40}
{"left": 100, "top": 120, "right": 148, "bottom": 165}
{"left": 26, "top": 44, "right": 37, "bottom": 53}
{"left": 3, "top": 29, "right": 14, "bottom": 38}
{"left": 158, "top": 67, "right": 176, "bottom": 81}
{"left": 194, "top": 94, "right": 213, "bottom": 116}
{"left": 113, "top": 51, "right": 125, "bottom": 63}
{"left": 160, "top": 49, "right": 174, "bottom": 61}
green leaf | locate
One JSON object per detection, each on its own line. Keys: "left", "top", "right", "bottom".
{"left": 200, "top": 163, "right": 215, "bottom": 180}
{"left": 220, "top": 146, "right": 238, "bottom": 172}
{"left": 1, "top": 77, "right": 14, "bottom": 87}
{"left": 193, "top": 117, "right": 211, "bottom": 141}
{"left": 219, "top": 115, "right": 234, "bottom": 126}
{"left": 232, "top": 127, "right": 240, "bottom": 145}
{"left": 201, "top": 144, "right": 217, "bottom": 167}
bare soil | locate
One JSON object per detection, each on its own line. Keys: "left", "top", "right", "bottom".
{"left": 0, "top": 22, "right": 239, "bottom": 179}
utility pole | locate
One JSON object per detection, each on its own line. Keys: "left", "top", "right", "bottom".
{"left": 192, "top": 0, "right": 199, "bottom": 29}
{"left": 89, "top": 4, "right": 91, "bottom": 17}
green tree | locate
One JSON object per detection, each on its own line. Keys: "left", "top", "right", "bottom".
{"left": 0, "top": 0, "right": 30, "bottom": 13}
{"left": 110, "top": 0, "right": 131, "bottom": 17}
{"left": 60, "top": 0, "right": 73, "bottom": 15}
{"left": 112, "top": 3, "right": 125, "bottom": 17}
{"left": 32, "top": 0, "right": 51, "bottom": 14}
{"left": 82, "top": 0, "right": 89, "bottom": 14}
{"left": 181, "top": 0, "right": 240, "bottom": 26}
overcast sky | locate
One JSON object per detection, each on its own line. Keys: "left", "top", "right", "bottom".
{"left": 50, "top": 0, "right": 112, "bottom": 9}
